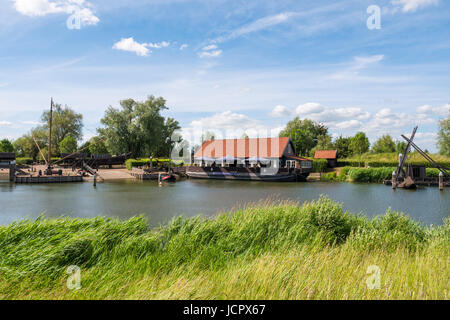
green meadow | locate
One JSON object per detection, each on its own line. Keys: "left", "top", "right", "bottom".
{"left": 0, "top": 197, "right": 448, "bottom": 300}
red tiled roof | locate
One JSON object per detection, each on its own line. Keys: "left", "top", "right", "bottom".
{"left": 194, "top": 137, "right": 293, "bottom": 159}
{"left": 313, "top": 150, "right": 337, "bottom": 159}
{"left": 286, "top": 155, "right": 312, "bottom": 162}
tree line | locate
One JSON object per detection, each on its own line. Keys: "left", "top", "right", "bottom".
{"left": 1, "top": 95, "right": 180, "bottom": 160}
{"left": 1, "top": 96, "right": 449, "bottom": 160}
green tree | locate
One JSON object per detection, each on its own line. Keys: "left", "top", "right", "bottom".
{"left": 395, "top": 141, "right": 407, "bottom": 154}
{"left": 309, "top": 134, "right": 334, "bottom": 157}
{"left": 371, "top": 134, "right": 396, "bottom": 153}
{"left": 79, "top": 140, "right": 91, "bottom": 157}
{"left": 98, "top": 95, "right": 180, "bottom": 158}
{"left": 279, "top": 117, "right": 328, "bottom": 156}
{"left": 59, "top": 136, "right": 78, "bottom": 154}
{"left": 201, "top": 131, "right": 215, "bottom": 143}
{"left": 0, "top": 139, "right": 14, "bottom": 152}
{"left": 89, "top": 136, "right": 109, "bottom": 155}
{"left": 13, "top": 127, "right": 48, "bottom": 160}
{"left": 41, "top": 103, "right": 83, "bottom": 155}
{"left": 437, "top": 117, "right": 450, "bottom": 156}
{"left": 240, "top": 133, "right": 249, "bottom": 139}
{"left": 156, "top": 117, "right": 181, "bottom": 157}
{"left": 349, "top": 132, "right": 370, "bottom": 166}
{"left": 334, "top": 135, "right": 351, "bottom": 158}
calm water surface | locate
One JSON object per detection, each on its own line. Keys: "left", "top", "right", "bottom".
{"left": 0, "top": 179, "right": 448, "bottom": 226}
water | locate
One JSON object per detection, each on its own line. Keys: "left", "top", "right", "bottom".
{"left": 0, "top": 179, "right": 448, "bottom": 226}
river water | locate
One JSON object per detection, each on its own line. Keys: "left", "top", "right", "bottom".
{"left": 0, "top": 179, "right": 448, "bottom": 226}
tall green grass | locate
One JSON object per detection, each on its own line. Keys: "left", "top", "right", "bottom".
{"left": 339, "top": 152, "right": 450, "bottom": 168}
{"left": 0, "top": 197, "right": 448, "bottom": 299}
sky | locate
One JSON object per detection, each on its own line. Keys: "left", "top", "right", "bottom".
{"left": 0, "top": 0, "right": 449, "bottom": 151}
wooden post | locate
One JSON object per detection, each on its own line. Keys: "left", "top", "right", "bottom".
{"left": 48, "top": 98, "right": 53, "bottom": 167}
{"left": 392, "top": 171, "right": 397, "bottom": 189}
{"left": 439, "top": 172, "right": 444, "bottom": 190}
{"left": 9, "top": 164, "right": 15, "bottom": 182}
{"left": 93, "top": 173, "right": 97, "bottom": 187}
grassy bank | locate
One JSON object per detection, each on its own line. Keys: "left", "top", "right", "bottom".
{"left": 339, "top": 152, "right": 450, "bottom": 168}
{"left": 0, "top": 197, "right": 448, "bottom": 299}
{"left": 321, "top": 167, "right": 443, "bottom": 183}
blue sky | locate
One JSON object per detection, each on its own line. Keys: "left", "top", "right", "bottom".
{"left": 0, "top": 0, "right": 449, "bottom": 151}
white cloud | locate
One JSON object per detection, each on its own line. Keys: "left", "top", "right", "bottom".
{"left": 185, "top": 111, "right": 280, "bottom": 144}
{"left": 0, "top": 121, "right": 12, "bottom": 126}
{"left": 362, "top": 107, "right": 435, "bottom": 135}
{"left": 198, "top": 43, "right": 222, "bottom": 58}
{"left": 198, "top": 50, "right": 222, "bottom": 58}
{"left": 145, "top": 41, "right": 170, "bottom": 49}
{"left": 391, "top": 0, "right": 439, "bottom": 12}
{"left": 202, "top": 44, "right": 218, "bottom": 51}
{"left": 179, "top": 44, "right": 188, "bottom": 50}
{"left": 335, "top": 120, "right": 362, "bottom": 129}
{"left": 113, "top": 37, "right": 150, "bottom": 56}
{"left": 270, "top": 105, "right": 292, "bottom": 118}
{"left": 416, "top": 103, "right": 449, "bottom": 117}
{"left": 216, "top": 12, "right": 296, "bottom": 43}
{"left": 21, "top": 120, "right": 43, "bottom": 125}
{"left": 353, "top": 55, "right": 384, "bottom": 70}
{"left": 13, "top": 0, "right": 99, "bottom": 27}
{"left": 295, "top": 102, "right": 370, "bottom": 123}
{"left": 296, "top": 102, "right": 325, "bottom": 115}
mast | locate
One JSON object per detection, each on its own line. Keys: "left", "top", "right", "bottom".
{"left": 48, "top": 98, "right": 53, "bottom": 167}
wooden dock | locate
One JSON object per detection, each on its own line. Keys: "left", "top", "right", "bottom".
{"left": 383, "top": 177, "right": 449, "bottom": 187}
{"left": 129, "top": 168, "right": 161, "bottom": 180}
{"left": 14, "top": 175, "right": 83, "bottom": 183}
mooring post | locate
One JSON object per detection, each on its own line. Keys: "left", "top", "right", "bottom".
{"left": 9, "top": 163, "right": 15, "bottom": 182}
{"left": 392, "top": 171, "right": 397, "bottom": 189}
{"left": 439, "top": 171, "right": 443, "bottom": 191}
{"left": 93, "top": 173, "right": 97, "bottom": 187}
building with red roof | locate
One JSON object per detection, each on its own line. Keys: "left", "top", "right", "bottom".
{"left": 313, "top": 150, "right": 338, "bottom": 167}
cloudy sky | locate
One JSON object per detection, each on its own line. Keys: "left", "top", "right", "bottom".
{"left": 0, "top": 0, "right": 449, "bottom": 151}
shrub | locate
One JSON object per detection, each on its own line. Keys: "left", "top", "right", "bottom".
{"left": 16, "top": 157, "right": 33, "bottom": 165}
{"left": 322, "top": 172, "right": 337, "bottom": 181}
{"left": 125, "top": 158, "right": 181, "bottom": 170}
{"left": 337, "top": 160, "right": 364, "bottom": 167}
{"left": 313, "top": 159, "right": 328, "bottom": 172}
{"left": 347, "top": 167, "right": 396, "bottom": 183}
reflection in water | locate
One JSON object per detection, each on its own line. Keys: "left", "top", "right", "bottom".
{"left": 0, "top": 179, "right": 448, "bottom": 226}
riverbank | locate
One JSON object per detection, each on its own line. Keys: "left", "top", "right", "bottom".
{"left": 0, "top": 197, "right": 448, "bottom": 299}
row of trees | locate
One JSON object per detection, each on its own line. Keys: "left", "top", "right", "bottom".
{"left": 6, "top": 96, "right": 180, "bottom": 160}
{"left": 2, "top": 96, "right": 449, "bottom": 160}
{"left": 278, "top": 117, "right": 414, "bottom": 159}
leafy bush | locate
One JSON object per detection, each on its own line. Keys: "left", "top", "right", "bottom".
{"left": 347, "top": 167, "right": 396, "bottom": 183}
{"left": 426, "top": 168, "right": 441, "bottom": 177}
{"left": 125, "top": 158, "right": 180, "bottom": 170}
{"left": 337, "top": 160, "right": 364, "bottom": 167}
{"left": 321, "top": 172, "right": 337, "bottom": 181}
{"left": 338, "top": 166, "right": 352, "bottom": 181}
{"left": 313, "top": 159, "right": 328, "bottom": 172}
{"left": 16, "top": 157, "right": 33, "bottom": 165}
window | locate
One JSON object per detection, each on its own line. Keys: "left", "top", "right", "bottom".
{"left": 286, "top": 160, "right": 296, "bottom": 168}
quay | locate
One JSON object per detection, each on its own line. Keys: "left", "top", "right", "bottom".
{"left": 14, "top": 175, "right": 83, "bottom": 183}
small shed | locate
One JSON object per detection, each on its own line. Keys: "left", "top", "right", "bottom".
{"left": 314, "top": 150, "right": 338, "bottom": 168}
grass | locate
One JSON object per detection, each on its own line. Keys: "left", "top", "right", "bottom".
{"left": 0, "top": 196, "right": 448, "bottom": 300}
{"left": 339, "top": 152, "right": 450, "bottom": 168}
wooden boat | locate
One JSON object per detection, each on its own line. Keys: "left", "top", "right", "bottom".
{"left": 161, "top": 174, "right": 176, "bottom": 182}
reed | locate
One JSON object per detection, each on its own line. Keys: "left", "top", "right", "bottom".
{"left": 0, "top": 196, "right": 448, "bottom": 299}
